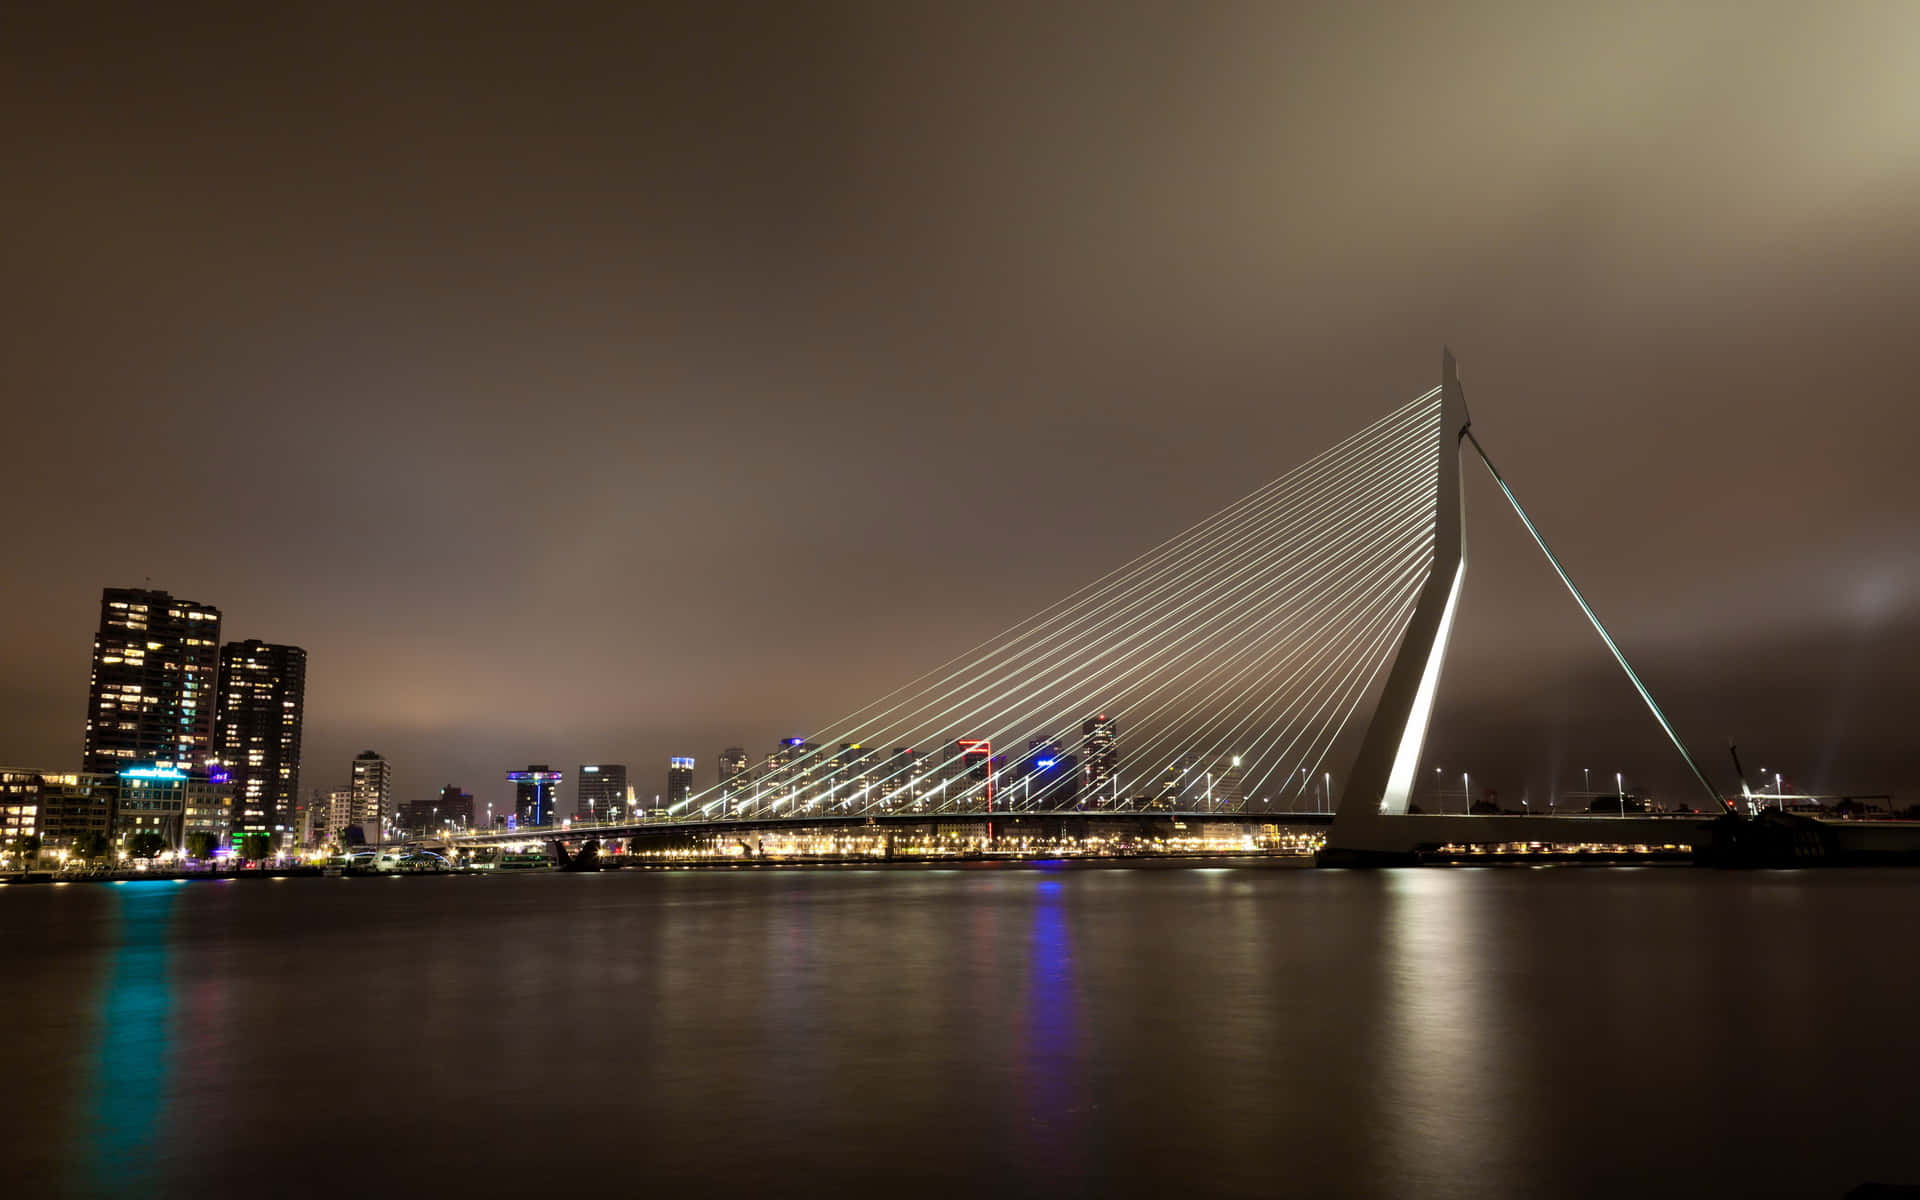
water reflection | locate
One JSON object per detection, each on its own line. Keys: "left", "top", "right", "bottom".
{"left": 1018, "top": 878, "right": 1089, "bottom": 1178}
{"left": 76, "top": 881, "right": 182, "bottom": 1195}
{"left": 1379, "top": 870, "right": 1501, "bottom": 1196}
{"left": 8, "top": 866, "right": 1920, "bottom": 1197}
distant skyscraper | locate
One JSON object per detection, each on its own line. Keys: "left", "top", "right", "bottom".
{"left": 884, "top": 747, "right": 923, "bottom": 807}
{"left": 351, "top": 751, "right": 392, "bottom": 840}
{"left": 761, "top": 738, "right": 814, "bottom": 808}
{"left": 576, "top": 764, "right": 626, "bottom": 823}
{"left": 214, "top": 640, "right": 306, "bottom": 846}
{"left": 1081, "top": 714, "right": 1117, "bottom": 805}
{"left": 667, "top": 757, "right": 695, "bottom": 810}
{"left": 1021, "top": 736, "right": 1075, "bottom": 808}
{"left": 826, "top": 743, "right": 878, "bottom": 809}
{"left": 509, "top": 765, "right": 562, "bottom": 827}
{"left": 82, "top": 588, "right": 222, "bottom": 775}
{"left": 717, "top": 748, "right": 748, "bottom": 814}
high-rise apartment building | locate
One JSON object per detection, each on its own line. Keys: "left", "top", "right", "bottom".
{"left": 350, "top": 751, "right": 392, "bottom": 840}
{"left": 82, "top": 588, "right": 222, "bottom": 775}
{"left": 1081, "top": 714, "right": 1118, "bottom": 806}
{"left": 760, "top": 738, "right": 814, "bottom": 808}
{"left": 576, "top": 764, "right": 627, "bottom": 823}
{"left": 214, "top": 640, "right": 306, "bottom": 845}
{"left": 324, "top": 787, "right": 355, "bottom": 842}
{"left": 510, "top": 766, "right": 562, "bottom": 827}
{"left": 666, "top": 757, "right": 695, "bottom": 809}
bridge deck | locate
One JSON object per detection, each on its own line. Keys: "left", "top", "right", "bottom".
{"left": 442, "top": 808, "right": 1334, "bottom": 845}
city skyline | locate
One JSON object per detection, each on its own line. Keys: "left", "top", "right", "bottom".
{"left": 4, "top": 5, "right": 1919, "bottom": 814}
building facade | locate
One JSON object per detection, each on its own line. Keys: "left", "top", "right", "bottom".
{"left": 510, "top": 766, "right": 562, "bottom": 827}
{"left": 350, "top": 751, "right": 392, "bottom": 840}
{"left": 27, "top": 771, "right": 117, "bottom": 849}
{"left": 576, "top": 764, "right": 627, "bottom": 823}
{"left": 717, "top": 748, "right": 748, "bottom": 813}
{"left": 324, "top": 787, "right": 355, "bottom": 843}
{"left": 666, "top": 757, "right": 694, "bottom": 810}
{"left": 0, "top": 768, "right": 45, "bottom": 845}
{"left": 82, "top": 588, "right": 222, "bottom": 775}
{"left": 437, "top": 784, "right": 474, "bottom": 831}
{"left": 1081, "top": 714, "right": 1118, "bottom": 806}
{"left": 214, "top": 640, "right": 307, "bottom": 847}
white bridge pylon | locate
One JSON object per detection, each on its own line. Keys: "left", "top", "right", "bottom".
{"left": 1328, "top": 349, "right": 1729, "bottom": 854}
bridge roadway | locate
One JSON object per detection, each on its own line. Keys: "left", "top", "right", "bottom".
{"left": 431, "top": 807, "right": 1920, "bottom": 864}
{"left": 440, "top": 807, "right": 1334, "bottom": 847}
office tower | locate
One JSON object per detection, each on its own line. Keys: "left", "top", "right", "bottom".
{"left": 395, "top": 785, "right": 469, "bottom": 838}
{"left": 1021, "top": 736, "right": 1075, "bottom": 808}
{"left": 214, "top": 641, "right": 307, "bottom": 846}
{"left": 1081, "top": 714, "right": 1118, "bottom": 806}
{"left": 576, "top": 764, "right": 627, "bottom": 823}
{"left": 666, "top": 757, "right": 694, "bottom": 809}
{"left": 112, "top": 768, "right": 196, "bottom": 840}
{"left": 509, "top": 765, "right": 562, "bottom": 827}
{"left": 351, "top": 751, "right": 392, "bottom": 840}
{"left": 438, "top": 785, "right": 475, "bottom": 830}
{"left": 951, "top": 740, "right": 994, "bottom": 809}
{"left": 716, "top": 747, "right": 748, "bottom": 809}
{"left": 394, "top": 795, "right": 433, "bottom": 837}
{"left": 82, "top": 587, "right": 222, "bottom": 775}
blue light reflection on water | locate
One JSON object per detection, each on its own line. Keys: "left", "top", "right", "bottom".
{"left": 76, "top": 881, "right": 181, "bottom": 1195}
{"left": 1018, "top": 876, "right": 1089, "bottom": 1181}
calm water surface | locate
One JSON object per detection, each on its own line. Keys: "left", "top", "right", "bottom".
{"left": 3, "top": 863, "right": 1917, "bottom": 1198}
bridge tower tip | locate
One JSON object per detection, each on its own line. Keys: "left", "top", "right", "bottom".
{"left": 1442, "top": 346, "right": 1459, "bottom": 388}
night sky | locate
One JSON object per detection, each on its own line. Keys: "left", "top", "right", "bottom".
{"left": 5, "top": 3, "right": 1917, "bottom": 814}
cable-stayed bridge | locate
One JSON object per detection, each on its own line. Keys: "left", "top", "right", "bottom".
{"left": 445, "top": 351, "right": 1908, "bottom": 866}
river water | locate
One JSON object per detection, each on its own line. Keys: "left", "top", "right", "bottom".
{"left": 3, "top": 863, "right": 1917, "bottom": 1198}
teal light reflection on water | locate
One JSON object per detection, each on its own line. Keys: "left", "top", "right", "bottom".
{"left": 76, "top": 881, "right": 182, "bottom": 1194}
